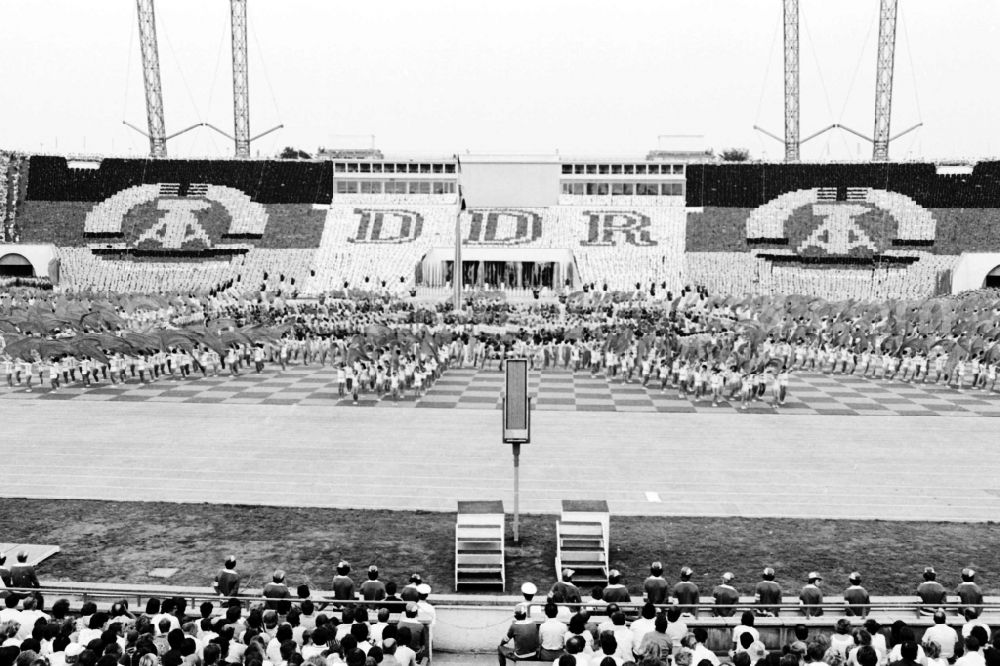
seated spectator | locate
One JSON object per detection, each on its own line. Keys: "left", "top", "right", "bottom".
{"left": 603, "top": 572, "right": 630, "bottom": 604}
{"left": 924, "top": 611, "right": 958, "bottom": 661}
{"left": 497, "top": 605, "right": 538, "bottom": 666}
{"left": 712, "top": 573, "right": 739, "bottom": 617}
{"left": 637, "top": 614, "right": 671, "bottom": 661}
{"left": 262, "top": 571, "right": 290, "bottom": 610}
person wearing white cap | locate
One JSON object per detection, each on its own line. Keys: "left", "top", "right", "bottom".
{"left": 549, "top": 568, "right": 582, "bottom": 606}
{"left": 673, "top": 566, "right": 699, "bottom": 616}
{"left": 332, "top": 560, "right": 356, "bottom": 601}
{"left": 843, "top": 572, "right": 870, "bottom": 617}
{"left": 519, "top": 582, "right": 545, "bottom": 621}
{"left": 415, "top": 583, "right": 436, "bottom": 626}
{"left": 603, "top": 570, "right": 630, "bottom": 603}
{"left": 956, "top": 568, "right": 984, "bottom": 619}
{"left": 754, "top": 567, "right": 781, "bottom": 617}
{"left": 213, "top": 556, "right": 240, "bottom": 598}
{"left": 644, "top": 562, "right": 669, "bottom": 606}
{"left": 799, "top": 572, "right": 823, "bottom": 618}
{"left": 712, "top": 572, "right": 739, "bottom": 617}
{"left": 497, "top": 604, "right": 539, "bottom": 666}
{"left": 918, "top": 567, "right": 946, "bottom": 615}
{"left": 360, "top": 565, "right": 387, "bottom": 601}
{"left": 401, "top": 573, "right": 422, "bottom": 603}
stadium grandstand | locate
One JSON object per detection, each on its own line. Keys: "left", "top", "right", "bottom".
{"left": 5, "top": 0, "right": 1000, "bottom": 663}
{"left": 5, "top": 154, "right": 1000, "bottom": 297}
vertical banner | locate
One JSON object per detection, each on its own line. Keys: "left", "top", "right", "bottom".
{"left": 503, "top": 358, "right": 529, "bottom": 442}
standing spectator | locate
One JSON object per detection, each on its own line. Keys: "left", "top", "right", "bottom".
{"left": 212, "top": 557, "right": 240, "bottom": 598}
{"left": 673, "top": 568, "right": 699, "bottom": 616}
{"left": 917, "top": 567, "right": 946, "bottom": 615}
{"left": 644, "top": 563, "right": 669, "bottom": 606}
{"left": 9, "top": 552, "right": 39, "bottom": 590}
{"left": 844, "top": 572, "right": 870, "bottom": 617}
{"left": 799, "top": 572, "right": 824, "bottom": 618}
{"left": 497, "top": 604, "right": 538, "bottom": 666}
{"left": 755, "top": 568, "right": 782, "bottom": 617}
{"left": 712, "top": 573, "right": 739, "bottom": 617}
{"left": 956, "top": 569, "right": 983, "bottom": 619}
{"left": 332, "top": 561, "right": 355, "bottom": 601}
{"left": 415, "top": 584, "right": 436, "bottom": 626}
{"left": 360, "top": 566, "right": 386, "bottom": 602}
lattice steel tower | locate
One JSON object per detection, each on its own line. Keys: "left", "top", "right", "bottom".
{"left": 873, "top": 0, "right": 898, "bottom": 161}
{"left": 783, "top": 0, "right": 800, "bottom": 162}
{"left": 135, "top": 0, "right": 167, "bottom": 157}
{"left": 230, "top": 0, "right": 251, "bottom": 158}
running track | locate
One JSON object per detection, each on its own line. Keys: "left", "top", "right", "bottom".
{"left": 2, "top": 395, "right": 999, "bottom": 521}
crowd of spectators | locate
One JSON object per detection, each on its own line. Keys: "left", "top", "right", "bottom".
{"left": 0, "top": 559, "right": 438, "bottom": 666}
{"left": 498, "top": 565, "right": 991, "bottom": 666}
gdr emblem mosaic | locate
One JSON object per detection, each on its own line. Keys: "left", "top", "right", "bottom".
{"left": 83, "top": 183, "right": 269, "bottom": 253}
{"left": 745, "top": 187, "right": 936, "bottom": 261}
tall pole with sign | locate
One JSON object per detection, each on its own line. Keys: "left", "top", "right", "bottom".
{"left": 502, "top": 358, "right": 530, "bottom": 543}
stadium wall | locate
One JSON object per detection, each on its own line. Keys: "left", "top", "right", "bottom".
{"left": 952, "top": 253, "right": 1000, "bottom": 292}
{"left": 0, "top": 243, "right": 56, "bottom": 280}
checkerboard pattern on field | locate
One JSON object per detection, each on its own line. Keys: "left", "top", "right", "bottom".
{"left": 3, "top": 362, "right": 1000, "bottom": 416}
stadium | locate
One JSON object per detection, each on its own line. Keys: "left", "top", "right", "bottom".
{"left": 2, "top": 0, "right": 1000, "bottom": 665}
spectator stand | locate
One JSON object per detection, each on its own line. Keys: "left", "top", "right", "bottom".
{"left": 0, "top": 542, "right": 60, "bottom": 566}
{"left": 454, "top": 500, "right": 506, "bottom": 591}
{"left": 554, "top": 499, "right": 609, "bottom": 587}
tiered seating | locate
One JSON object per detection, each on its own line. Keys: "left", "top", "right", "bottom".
{"left": 306, "top": 204, "right": 454, "bottom": 292}
{"left": 454, "top": 500, "right": 506, "bottom": 590}
{"left": 686, "top": 251, "right": 959, "bottom": 301}
{"left": 554, "top": 499, "right": 609, "bottom": 587}
{"left": 561, "top": 206, "right": 687, "bottom": 292}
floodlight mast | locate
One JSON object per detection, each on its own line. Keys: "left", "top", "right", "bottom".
{"left": 135, "top": 0, "right": 167, "bottom": 158}
{"left": 231, "top": 0, "right": 251, "bottom": 158}
{"left": 872, "top": 0, "right": 898, "bottom": 161}
{"left": 783, "top": 0, "right": 800, "bottom": 162}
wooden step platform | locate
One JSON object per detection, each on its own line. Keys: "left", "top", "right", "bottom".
{"left": 555, "top": 500, "right": 609, "bottom": 587}
{"left": 455, "top": 501, "right": 505, "bottom": 591}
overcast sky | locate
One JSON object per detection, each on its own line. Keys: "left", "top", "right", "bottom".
{"left": 0, "top": 0, "right": 996, "bottom": 161}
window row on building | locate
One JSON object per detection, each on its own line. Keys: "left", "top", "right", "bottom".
{"left": 560, "top": 181, "right": 685, "bottom": 196}
{"left": 335, "top": 180, "right": 457, "bottom": 194}
{"left": 333, "top": 162, "right": 457, "bottom": 174}
{"left": 561, "top": 163, "right": 685, "bottom": 176}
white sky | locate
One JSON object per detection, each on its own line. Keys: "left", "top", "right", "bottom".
{"left": 0, "top": 0, "right": 996, "bottom": 161}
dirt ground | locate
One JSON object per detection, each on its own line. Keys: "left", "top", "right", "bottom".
{"left": 3, "top": 498, "right": 996, "bottom": 597}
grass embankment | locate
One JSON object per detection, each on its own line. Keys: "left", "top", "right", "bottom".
{"left": 3, "top": 498, "right": 995, "bottom": 597}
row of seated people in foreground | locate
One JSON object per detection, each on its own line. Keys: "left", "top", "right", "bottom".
{"left": 526, "top": 566, "right": 984, "bottom": 619}
{"left": 499, "top": 601, "right": 996, "bottom": 666}
{"left": 0, "top": 587, "right": 432, "bottom": 666}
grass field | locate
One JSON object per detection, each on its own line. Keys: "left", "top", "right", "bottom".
{"left": 4, "top": 497, "right": 997, "bottom": 598}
